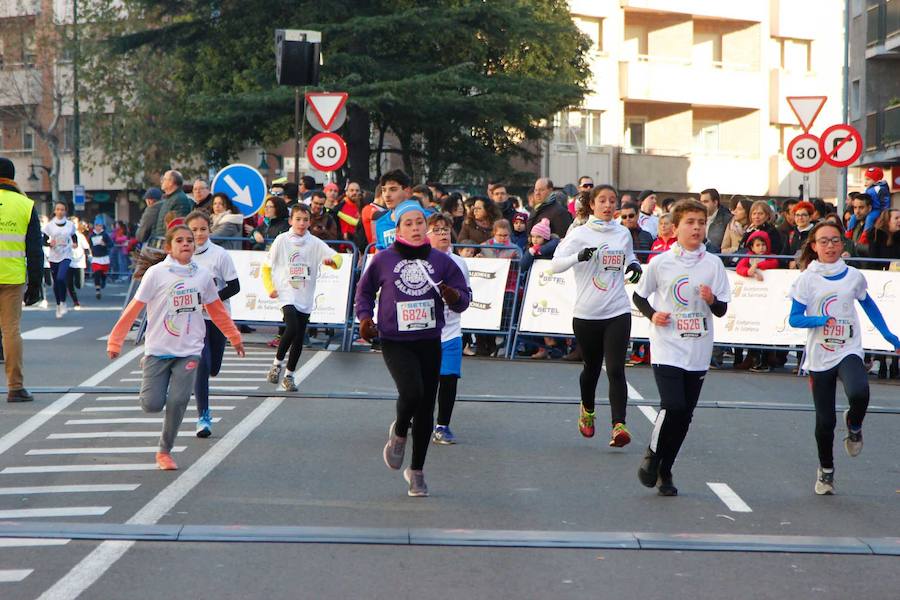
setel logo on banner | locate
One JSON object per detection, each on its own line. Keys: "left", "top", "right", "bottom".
{"left": 211, "top": 163, "right": 268, "bottom": 217}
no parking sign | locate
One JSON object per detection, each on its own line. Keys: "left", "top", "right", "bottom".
{"left": 818, "top": 124, "right": 863, "bottom": 168}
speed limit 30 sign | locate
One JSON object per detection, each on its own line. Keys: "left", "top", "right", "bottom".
{"left": 787, "top": 133, "right": 824, "bottom": 173}
{"left": 307, "top": 132, "right": 348, "bottom": 172}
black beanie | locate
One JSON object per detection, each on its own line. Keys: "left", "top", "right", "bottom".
{"left": 0, "top": 157, "right": 14, "bottom": 180}
{"left": 637, "top": 189, "right": 655, "bottom": 202}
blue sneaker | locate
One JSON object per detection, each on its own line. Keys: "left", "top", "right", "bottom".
{"left": 432, "top": 425, "right": 456, "bottom": 445}
{"left": 196, "top": 410, "right": 212, "bottom": 438}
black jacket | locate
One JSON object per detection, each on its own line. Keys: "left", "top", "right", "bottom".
{"left": 526, "top": 195, "right": 572, "bottom": 239}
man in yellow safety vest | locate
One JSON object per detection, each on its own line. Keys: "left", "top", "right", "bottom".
{"left": 0, "top": 157, "right": 45, "bottom": 402}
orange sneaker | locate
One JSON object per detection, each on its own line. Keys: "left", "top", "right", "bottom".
{"left": 155, "top": 452, "right": 178, "bottom": 471}
{"left": 578, "top": 405, "right": 595, "bottom": 438}
{"left": 609, "top": 423, "right": 631, "bottom": 448}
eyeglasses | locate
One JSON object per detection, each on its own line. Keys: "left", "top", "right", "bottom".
{"left": 428, "top": 228, "right": 451, "bottom": 235}
{"left": 814, "top": 237, "right": 842, "bottom": 246}
{"left": 794, "top": 212, "right": 810, "bottom": 217}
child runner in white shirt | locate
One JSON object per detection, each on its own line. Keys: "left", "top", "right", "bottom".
{"left": 186, "top": 211, "right": 241, "bottom": 438}
{"left": 107, "top": 225, "right": 245, "bottom": 470}
{"left": 632, "top": 199, "right": 731, "bottom": 496}
{"left": 41, "top": 201, "right": 78, "bottom": 318}
{"left": 788, "top": 221, "right": 900, "bottom": 495}
{"left": 263, "top": 204, "right": 342, "bottom": 391}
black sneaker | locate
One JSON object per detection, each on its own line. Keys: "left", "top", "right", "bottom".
{"left": 657, "top": 472, "right": 678, "bottom": 497}
{"left": 95, "top": 290, "right": 102, "bottom": 300}
{"left": 7, "top": 389, "right": 34, "bottom": 403}
{"left": 749, "top": 363, "right": 770, "bottom": 373}
{"left": 638, "top": 448, "right": 660, "bottom": 488}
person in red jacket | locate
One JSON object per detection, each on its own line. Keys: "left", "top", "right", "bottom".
{"left": 649, "top": 214, "right": 676, "bottom": 261}
{"left": 736, "top": 230, "right": 779, "bottom": 281}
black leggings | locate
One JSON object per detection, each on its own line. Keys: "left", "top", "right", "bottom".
{"left": 275, "top": 306, "right": 310, "bottom": 372}
{"left": 572, "top": 313, "right": 631, "bottom": 425}
{"left": 93, "top": 269, "right": 107, "bottom": 291}
{"left": 49, "top": 259, "right": 70, "bottom": 305}
{"left": 809, "top": 354, "right": 869, "bottom": 469}
{"left": 436, "top": 375, "right": 458, "bottom": 426}
{"left": 195, "top": 321, "right": 227, "bottom": 414}
{"left": 649, "top": 365, "right": 706, "bottom": 476}
{"left": 66, "top": 267, "right": 82, "bottom": 305}
{"left": 382, "top": 338, "right": 442, "bottom": 471}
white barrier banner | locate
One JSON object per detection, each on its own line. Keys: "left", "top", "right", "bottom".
{"left": 227, "top": 250, "right": 353, "bottom": 325}
{"left": 460, "top": 257, "right": 510, "bottom": 332}
{"left": 518, "top": 265, "right": 900, "bottom": 352}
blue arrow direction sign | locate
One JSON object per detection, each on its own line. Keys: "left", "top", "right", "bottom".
{"left": 211, "top": 163, "right": 267, "bottom": 217}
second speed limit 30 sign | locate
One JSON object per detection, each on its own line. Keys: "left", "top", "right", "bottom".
{"left": 307, "top": 132, "right": 348, "bottom": 172}
{"left": 787, "top": 133, "right": 824, "bottom": 173}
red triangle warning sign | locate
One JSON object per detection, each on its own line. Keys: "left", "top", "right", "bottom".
{"left": 305, "top": 92, "right": 348, "bottom": 131}
{"left": 786, "top": 96, "right": 827, "bottom": 133}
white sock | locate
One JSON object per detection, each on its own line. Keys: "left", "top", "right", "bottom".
{"left": 273, "top": 359, "right": 285, "bottom": 367}
{"left": 285, "top": 370, "right": 294, "bottom": 377}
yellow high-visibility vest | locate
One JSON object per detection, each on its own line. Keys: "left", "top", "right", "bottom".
{"left": 0, "top": 188, "right": 34, "bottom": 285}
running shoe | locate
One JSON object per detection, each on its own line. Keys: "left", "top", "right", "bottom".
{"left": 96, "top": 290, "right": 102, "bottom": 300}
{"left": 432, "top": 425, "right": 456, "bottom": 445}
{"left": 383, "top": 420, "right": 407, "bottom": 470}
{"left": 281, "top": 374, "right": 298, "bottom": 392}
{"left": 267, "top": 364, "right": 283, "bottom": 384}
{"left": 39, "top": 299, "right": 48, "bottom": 309}
{"left": 609, "top": 423, "right": 631, "bottom": 448}
{"left": 815, "top": 467, "right": 835, "bottom": 495}
{"left": 196, "top": 410, "right": 212, "bottom": 438}
{"left": 55, "top": 305, "right": 63, "bottom": 319}
{"left": 749, "top": 362, "right": 770, "bottom": 373}
{"left": 578, "top": 405, "right": 595, "bottom": 438}
{"left": 638, "top": 448, "right": 660, "bottom": 488}
{"left": 657, "top": 472, "right": 678, "bottom": 497}
{"left": 155, "top": 452, "right": 178, "bottom": 471}
{"left": 403, "top": 467, "right": 429, "bottom": 497}
{"left": 843, "top": 409, "right": 863, "bottom": 457}
{"left": 73, "top": 303, "right": 81, "bottom": 311}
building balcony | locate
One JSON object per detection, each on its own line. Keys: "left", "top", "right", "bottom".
{"left": 620, "top": 0, "right": 764, "bottom": 22}
{"left": 619, "top": 57, "right": 765, "bottom": 109}
{"left": 0, "top": 1, "right": 38, "bottom": 18}
{"left": 0, "top": 67, "right": 42, "bottom": 107}
{"left": 866, "top": 0, "right": 900, "bottom": 57}
{"left": 769, "top": 0, "right": 819, "bottom": 40}
{"left": 769, "top": 68, "right": 823, "bottom": 125}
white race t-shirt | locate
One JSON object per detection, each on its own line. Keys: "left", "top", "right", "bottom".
{"left": 550, "top": 219, "right": 637, "bottom": 320}
{"left": 790, "top": 267, "right": 867, "bottom": 372}
{"left": 134, "top": 256, "right": 219, "bottom": 357}
{"left": 192, "top": 240, "right": 238, "bottom": 316}
{"left": 265, "top": 230, "right": 337, "bottom": 313}
{"left": 71, "top": 232, "right": 90, "bottom": 269}
{"left": 635, "top": 248, "right": 731, "bottom": 371}
{"left": 42, "top": 219, "right": 77, "bottom": 263}
{"left": 441, "top": 252, "right": 471, "bottom": 343}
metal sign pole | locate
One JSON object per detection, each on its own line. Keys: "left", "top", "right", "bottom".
{"left": 802, "top": 174, "right": 810, "bottom": 202}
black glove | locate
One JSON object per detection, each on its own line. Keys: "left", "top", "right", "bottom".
{"left": 625, "top": 262, "right": 642, "bottom": 284}
{"left": 360, "top": 318, "right": 378, "bottom": 342}
{"left": 439, "top": 283, "right": 460, "bottom": 305}
{"left": 23, "top": 283, "right": 43, "bottom": 306}
{"left": 577, "top": 247, "right": 596, "bottom": 262}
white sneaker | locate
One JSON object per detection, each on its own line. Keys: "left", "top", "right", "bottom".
{"left": 55, "top": 305, "right": 63, "bottom": 318}
{"left": 39, "top": 299, "right": 48, "bottom": 309}
{"left": 73, "top": 304, "right": 82, "bottom": 311}
{"left": 815, "top": 468, "right": 835, "bottom": 495}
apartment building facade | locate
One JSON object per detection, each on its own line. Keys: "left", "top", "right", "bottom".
{"left": 851, "top": 0, "right": 900, "bottom": 190}
{"left": 548, "top": 0, "right": 846, "bottom": 200}
{"left": 0, "top": 0, "right": 133, "bottom": 221}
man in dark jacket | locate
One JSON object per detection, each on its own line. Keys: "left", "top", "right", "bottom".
{"left": 527, "top": 178, "right": 572, "bottom": 238}
{"left": 150, "top": 170, "right": 193, "bottom": 243}
{"left": 191, "top": 178, "right": 214, "bottom": 212}
{"left": 699, "top": 188, "right": 732, "bottom": 254}
{"left": 309, "top": 191, "right": 338, "bottom": 240}
{"left": 135, "top": 187, "right": 162, "bottom": 244}
{"left": 621, "top": 203, "right": 653, "bottom": 262}
{"left": 489, "top": 182, "right": 518, "bottom": 224}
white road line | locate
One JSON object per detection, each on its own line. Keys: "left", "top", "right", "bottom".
{"left": 0, "top": 347, "right": 145, "bottom": 458}
{"left": 22, "top": 326, "right": 83, "bottom": 340}
{"left": 81, "top": 406, "right": 234, "bottom": 412}
{"left": 0, "top": 507, "right": 110, "bottom": 519}
{"left": 0, "top": 538, "right": 70, "bottom": 547}
{"left": 638, "top": 405, "right": 658, "bottom": 423}
{"left": 24, "top": 306, "right": 121, "bottom": 312}
{"left": 93, "top": 395, "right": 246, "bottom": 401}
{"left": 130, "top": 369, "right": 262, "bottom": 375}
{"left": 47, "top": 432, "right": 196, "bottom": 440}
{"left": 96, "top": 335, "right": 109, "bottom": 341}
{"left": 65, "top": 418, "right": 223, "bottom": 425}
{"left": 211, "top": 386, "right": 259, "bottom": 391}
{"left": 707, "top": 482, "right": 753, "bottom": 513}
{"left": 26, "top": 446, "right": 186, "bottom": 456}
{"left": 0, "top": 569, "right": 33, "bottom": 582}
{"left": 3, "top": 464, "right": 157, "bottom": 474}
{"left": 36, "top": 351, "right": 331, "bottom": 600}
{"left": 0, "top": 484, "right": 139, "bottom": 495}
{"left": 119, "top": 377, "right": 260, "bottom": 382}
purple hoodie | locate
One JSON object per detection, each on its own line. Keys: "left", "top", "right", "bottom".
{"left": 355, "top": 242, "right": 470, "bottom": 341}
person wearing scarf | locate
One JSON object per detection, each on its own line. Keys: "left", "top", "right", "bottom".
{"left": 551, "top": 184, "right": 642, "bottom": 449}
{"left": 632, "top": 200, "right": 731, "bottom": 497}
{"left": 789, "top": 221, "right": 900, "bottom": 496}
{"left": 355, "top": 200, "right": 470, "bottom": 497}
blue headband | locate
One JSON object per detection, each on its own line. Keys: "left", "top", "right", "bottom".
{"left": 392, "top": 200, "right": 425, "bottom": 223}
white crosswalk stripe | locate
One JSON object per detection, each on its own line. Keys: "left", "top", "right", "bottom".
{"left": 0, "top": 507, "right": 110, "bottom": 518}
{"left": 47, "top": 432, "right": 198, "bottom": 440}
{"left": 0, "top": 538, "right": 70, "bottom": 547}
{"left": 21, "top": 327, "right": 82, "bottom": 340}
{"left": 81, "top": 406, "right": 234, "bottom": 412}
{"left": 2, "top": 464, "right": 158, "bottom": 474}
{"left": 0, "top": 569, "right": 33, "bottom": 582}
{"left": 0, "top": 485, "right": 139, "bottom": 495}
{"left": 26, "top": 446, "right": 187, "bottom": 456}
{"left": 65, "top": 418, "right": 223, "bottom": 425}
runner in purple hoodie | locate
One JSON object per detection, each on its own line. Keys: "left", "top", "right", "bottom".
{"left": 355, "top": 200, "right": 470, "bottom": 497}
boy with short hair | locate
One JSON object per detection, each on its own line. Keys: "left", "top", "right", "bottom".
{"left": 631, "top": 200, "right": 731, "bottom": 496}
